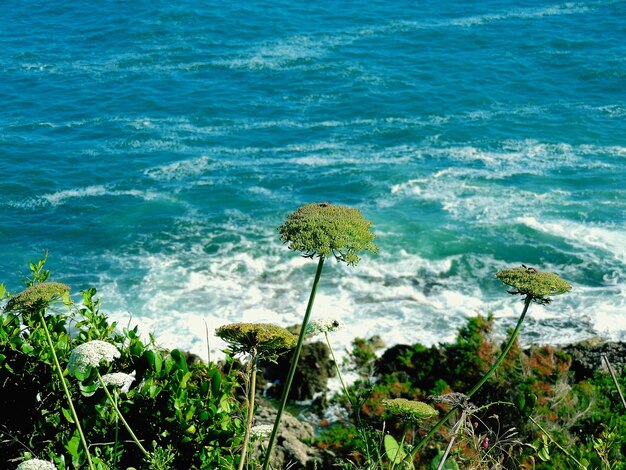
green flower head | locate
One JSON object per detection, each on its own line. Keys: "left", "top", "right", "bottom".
{"left": 382, "top": 398, "right": 438, "bottom": 422}
{"left": 4, "top": 282, "right": 70, "bottom": 313}
{"left": 278, "top": 202, "right": 377, "bottom": 266}
{"left": 216, "top": 323, "right": 297, "bottom": 357}
{"left": 496, "top": 265, "right": 571, "bottom": 303}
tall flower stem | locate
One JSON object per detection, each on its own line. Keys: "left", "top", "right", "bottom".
{"left": 411, "top": 295, "right": 533, "bottom": 457}
{"left": 324, "top": 332, "right": 357, "bottom": 420}
{"left": 262, "top": 256, "right": 325, "bottom": 470}
{"left": 238, "top": 352, "right": 258, "bottom": 470}
{"left": 96, "top": 371, "right": 149, "bottom": 456}
{"left": 38, "top": 310, "right": 95, "bottom": 470}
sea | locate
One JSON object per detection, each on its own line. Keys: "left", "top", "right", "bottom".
{"left": 1, "top": 0, "right": 625, "bottom": 362}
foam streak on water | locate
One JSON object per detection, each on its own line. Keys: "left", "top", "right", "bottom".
{"left": 1, "top": 0, "right": 625, "bottom": 360}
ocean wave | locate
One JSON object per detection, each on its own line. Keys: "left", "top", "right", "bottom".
{"left": 10, "top": 185, "right": 162, "bottom": 208}
{"left": 144, "top": 156, "right": 215, "bottom": 181}
{"left": 517, "top": 216, "right": 626, "bottom": 264}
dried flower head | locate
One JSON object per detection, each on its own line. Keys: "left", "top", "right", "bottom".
{"left": 250, "top": 424, "right": 274, "bottom": 438}
{"left": 278, "top": 202, "right": 377, "bottom": 266}
{"left": 216, "top": 323, "right": 297, "bottom": 357}
{"left": 382, "top": 398, "right": 438, "bottom": 422}
{"left": 16, "top": 459, "right": 57, "bottom": 470}
{"left": 496, "top": 265, "right": 571, "bottom": 303}
{"left": 305, "top": 317, "right": 343, "bottom": 337}
{"left": 68, "top": 340, "right": 120, "bottom": 380}
{"left": 4, "top": 282, "right": 70, "bottom": 313}
{"left": 101, "top": 372, "right": 135, "bottom": 393}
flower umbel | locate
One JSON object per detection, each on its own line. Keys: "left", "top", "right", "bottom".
{"left": 250, "top": 424, "right": 274, "bottom": 439}
{"left": 496, "top": 265, "right": 571, "bottom": 303}
{"left": 305, "top": 317, "right": 343, "bottom": 337}
{"left": 101, "top": 372, "right": 135, "bottom": 393}
{"left": 383, "top": 398, "right": 438, "bottom": 422}
{"left": 16, "top": 459, "right": 57, "bottom": 470}
{"left": 68, "top": 340, "right": 120, "bottom": 379}
{"left": 216, "top": 323, "right": 297, "bottom": 357}
{"left": 4, "top": 282, "right": 70, "bottom": 313}
{"left": 278, "top": 202, "right": 377, "bottom": 266}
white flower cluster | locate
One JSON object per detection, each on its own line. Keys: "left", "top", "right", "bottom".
{"left": 250, "top": 424, "right": 273, "bottom": 438}
{"left": 305, "top": 318, "right": 343, "bottom": 337}
{"left": 101, "top": 372, "right": 135, "bottom": 393}
{"left": 16, "top": 459, "right": 57, "bottom": 470}
{"left": 68, "top": 340, "right": 120, "bottom": 377}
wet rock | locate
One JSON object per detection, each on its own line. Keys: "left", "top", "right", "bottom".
{"left": 564, "top": 337, "right": 626, "bottom": 381}
{"left": 252, "top": 398, "right": 334, "bottom": 469}
{"left": 263, "top": 341, "right": 336, "bottom": 402}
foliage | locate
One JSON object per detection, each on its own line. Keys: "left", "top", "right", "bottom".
{"left": 0, "top": 256, "right": 244, "bottom": 469}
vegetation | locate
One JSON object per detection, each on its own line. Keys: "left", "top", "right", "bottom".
{"left": 0, "top": 203, "right": 624, "bottom": 469}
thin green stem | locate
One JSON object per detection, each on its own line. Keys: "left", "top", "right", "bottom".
{"left": 529, "top": 416, "right": 586, "bottom": 469}
{"left": 112, "top": 391, "right": 120, "bottom": 470}
{"left": 38, "top": 310, "right": 95, "bottom": 470}
{"left": 601, "top": 354, "right": 626, "bottom": 410}
{"left": 262, "top": 256, "right": 325, "bottom": 470}
{"left": 324, "top": 332, "right": 359, "bottom": 424}
{"left": 411, "top": 296, "right": 533, "bottom": 457}
{"left": 97, "top": 371, "right": 149, "bottom": 456}
{"left": 238, "top": 353, "right": 258, "bottom": 470}
{"left": 390, "top": 427, "right": 408, "bottom": 470}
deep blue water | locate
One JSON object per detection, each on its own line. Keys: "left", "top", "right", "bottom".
{"left": 1, "top": 0, "right": 625, "bottom": 357}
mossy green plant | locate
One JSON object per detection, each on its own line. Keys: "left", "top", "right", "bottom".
{"left": 216, "top": 322, "right": 297, "bottom": 359}
{"left": 278, "top": 202, "right": 377, "bottom": 266}
{"left": 263, "top": 202, "right": 376, "bottom": 470}
{"left": 496, "top": 266, "right": 571, "bottom": 303}
{"left": 4, "top": 282, "right": 70, "bottom": 314}
{"left": 382, "top": 398, "right": 438, "bottom": 422}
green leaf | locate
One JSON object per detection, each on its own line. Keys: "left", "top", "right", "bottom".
{"left": 79, "top": 381, "right": 99, "bottom": 397}
{"left": 62, "top": 407, "right": 75, "bottom": 423}
{"left": 384, "top": 434, "right": 406, "bottom": 465}
{"left": 430, "top": 451, "right": 459, "bottom": 470}
{"left": 209, "top": 369, "right": 222, "bottom": 396}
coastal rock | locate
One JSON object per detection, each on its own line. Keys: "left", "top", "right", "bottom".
{"left": 564, "top": 337, "right": 626, "bottom": 381}
{"left": 263, "top": 341, "right": 336, "bottom": 402}
{"left": 253, "top": 398, "right": 333, "bottom": 469}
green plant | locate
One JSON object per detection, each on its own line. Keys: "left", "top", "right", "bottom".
{"left": 262, "top": 202, "right": 376, "bottom": 470}
{"left": 4, "top": 280, "right": 95, "bottom": 470}
{"left": 411, "top": 265, "right": 571, "bottom": 458}
{"left": 216, "top": 322, "right": 297, "bottom": 470}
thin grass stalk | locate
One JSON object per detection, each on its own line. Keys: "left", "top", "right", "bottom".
{"left": 96, "top": 371, "right": 149, "bottom": 456}
{"left": 411, "top": 295, "right": 532, "bottom": 457}
{"left": 38, "top": 310, "right": 95, "bottom": 470}
{"left": 529, "top": 416, "right": 586, "bottom": 469}
{"left": 238, "top": 352, "right": 258, "bottom": 470}
{"left": 112, "top": 391, "right": 120, "bottom": 469}
{"left": 601, "top": 354, "right": 626, "bottom": 410}
{"left": 262, "top": 256, "right": 325, "bottom": 470}
{"left": 389, "top": 427, "right": 408, "bottom": 470}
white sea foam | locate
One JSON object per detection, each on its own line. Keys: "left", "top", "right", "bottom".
{"left": 10, "top": 185, "right": 162, "bottom": 209}
{"left": 144, "top": 156, "right": 214, "bottom": 181}
{"left": 517, "top": 216, "right": 626, "bottom": 264}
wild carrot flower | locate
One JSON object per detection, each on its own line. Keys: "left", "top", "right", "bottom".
{"left": 4, "top": 282, "right": 70, "bottom": 313}
{"left": 383, "top": 398, "right": 438, "bottom": 422}
{"left": 101, "top": 372, "right": 135, "bottom": 393}
{"left": 68, "top": 340, "right": 120, "bottom": 379}
{"left": 216, "top": 323, "right": 297, "bottom": 357}
{"left": 278, "top": 202, "right": 377, "bottom": 266}
{"left": 496, "top": 265, "right": 571, "bottom": 303}
{"left": 305, "top": 317, "right": 343, "bottom": 337}
{"left": 250, "top": 424, "right": 274, "bottom": 438}
{"left": 16, "top": 459, "right": 57, "bottom": 470}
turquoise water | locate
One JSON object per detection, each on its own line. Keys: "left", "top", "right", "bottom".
{"left": 1, "top": 0, "right": 625, "bottom": 357}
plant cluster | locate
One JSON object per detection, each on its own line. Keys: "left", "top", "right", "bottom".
{"left": 3, "top": 203, "right": 618, "bottom": 470}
